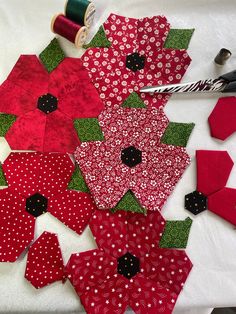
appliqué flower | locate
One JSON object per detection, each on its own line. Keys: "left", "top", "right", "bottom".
{"left": 82, "top": 13, "right": 191, "bottom": 109}
{"left": 66, "top": 210, "right": 192, "bottom": 314}
{"left": 0, "top": 152, "right": 97, "bottom": 262}
{"left": 75, "top": 106, "right": 190, "bottom": 211}
{"left": 0, "top": 55, "right": 104, "bottom": 153}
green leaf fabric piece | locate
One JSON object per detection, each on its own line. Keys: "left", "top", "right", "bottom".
{"left": 111, "top": 191, "right": 146, "bottom": 214}
{"left": 159, "top": 217, "right": 192, "bottom": 248}
{"left": 0, "top": 164, "right": 7, "bottom": 186}
{"left": 68, "top": 165, "right": 90, "bottom": 193}
{"left": 0, "top": 114, "right": 17, "bottom": 136}
{"left": 164, "top": 29, "right": 195, "bottom": 50}
{"left": 74, "top": 118, "right": 104, "bottom": 142}
{"left": 39, "top": 38, "right": 65, "bottom": 73}
{"left": 122, "top": 92, "right": 146, "bottom": 108}
{"left": 83, "top": 26, "right": 111, "bottom": 49}
{"left": 161, "top": 122, "right": 195, "bottom": 147}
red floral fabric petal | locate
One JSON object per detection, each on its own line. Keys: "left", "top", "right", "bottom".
{"left": 129, "top": 273, "right": 177, "bottom": 314}
{"left": 48, "top": 190, "right": 97, "bottom": 234}
{"left": 80, "top": 274, "right": 129, "bottom": 314}
{"left": 42, "top": 110, "right": 80, "bottom": 154}
{"left": 0, "top": 189, "right": 35, "bottom": 262}
{"left": 208, "top": 96, "right": 236, "bottom": 140}
{"left": 140, "top": 248, "right": 192, "bottom": 296}
{"left": 5, "top": 110, "right": 46, "bottom": 152}
{"left": 196, "top": 150, "right": 234, "bottom": 196}
{"left": 208, "top": 188, "right": 236, "bottom": 226}
{"left": 4, "top": 55, "right": 48, "bottom": 95}
{"left": 25, "top": 231, "right": 64, "bottom": 288}
{"left": 66, "top": 249, "right": 117, "bottom": 295}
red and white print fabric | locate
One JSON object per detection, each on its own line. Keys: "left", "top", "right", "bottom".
{"left": 82, "top": 14, "right": 191, "bottom": 109}
{"left": 66, "top": 210, "right": 192, "bottom": 314}
{"left": 75, "top": 106, "right": 190, "bottom": 211}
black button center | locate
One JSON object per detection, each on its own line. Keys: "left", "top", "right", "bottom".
{"left": 121, "top": 146, "right": 142, "bottom": 168}
{"left": 26, "top": 193, "right": 48, "bottom": 217}
{"left": 126, "top": 52, "right": 145, "bottom": 72}
{"left": 37, "top": 93, "right": 58, "bottom": 114}
{"left": 117, "top": 252, "right": 140, "bottom": 279}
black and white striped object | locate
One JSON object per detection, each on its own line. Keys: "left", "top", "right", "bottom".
{"left": 140, "top": 78, "right": 226, "bottom": 94}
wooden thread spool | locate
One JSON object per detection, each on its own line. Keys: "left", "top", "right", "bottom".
{"left": 65, "top": 0, "right": 95, "bottom": 28}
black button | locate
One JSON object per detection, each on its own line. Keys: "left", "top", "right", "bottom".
{"left": 26, "top": 193, "right": 48, "bottom": 217}
{"left": 121, "top": 146, "right": 142, "bottom": 168}
{"left": 126, "top": 52, "right": 145, "bottom": 72}
{"left": 185, "top": 190, "right": 207, "bottom": 215}
{"left": 37, "top": 93, "right": 58, "bottom": 114}
{"left": 117, "top": 252, "right": 140, "bottom": 279}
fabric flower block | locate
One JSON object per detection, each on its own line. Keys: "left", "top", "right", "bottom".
{"left": 0, "top": 152, "right": 97, "bottom": 262}
{"left": 82, "top": 13, "right": 191, "bottom": 109}
{"left": 66, "top": 210, "right": 192, "bottom": 314}
{"left": 0, "top": 55, "right": 104, "bottom": 153}
{"left": 75, "top": 106, "right": 192, "bottom": 211}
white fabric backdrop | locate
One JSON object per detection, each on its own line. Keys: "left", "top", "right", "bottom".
{"left": 0, "top": 0, "right": 236, "bottom": 313}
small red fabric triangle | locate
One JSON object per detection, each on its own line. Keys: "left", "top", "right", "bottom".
{"left": 25, "top": 231, "right": 64, "bottom": 289}
{"left": 196, "top": 150, "right": 234, "bottom": 196}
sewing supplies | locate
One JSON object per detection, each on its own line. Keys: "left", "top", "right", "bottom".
{"left": 65, "top": 0, "right": 95, "bottom": 28}
{"left": 214, "top": 48, "right": 232, "bottom": 65}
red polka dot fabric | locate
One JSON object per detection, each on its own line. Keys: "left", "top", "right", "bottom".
{"left": 25, "top": 231, "right": 64, "bottom": 289}
{"left": 66, "top": 210, "right": 192, "bottom": 314}
{"left": 0, "top": 152, "right": 97, "bottom": 262}
{"left": 0, "top": 55, "right": 104, "bottom": 153}
{"left": 75, "top": 106, "right": 190, "bottom": 211}
{"left": 82, "top": 13, "right": 191, "bottom": 109}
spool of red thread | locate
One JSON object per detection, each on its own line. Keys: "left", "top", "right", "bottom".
{"left": 51, "top": 14, "right": 88, "bottom": 48}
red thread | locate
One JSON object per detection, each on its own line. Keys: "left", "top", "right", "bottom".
{"left": 52, "top": 14, "right": 82, "bottom": 44}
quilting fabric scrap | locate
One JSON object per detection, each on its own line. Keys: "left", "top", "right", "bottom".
{"left": 25, "top": 231, "right": 64, "bottom": 289}
{"left": 0, "top": 152, "right": 97, "bottom": 262}
{"left": 82, "top": 13, "right": 192, "bottom": 109}
{"left": 185, "top": 150, "right": 236, "bottom": 226}
{"left": 75, "top": 106, "right": 191, "bottom": 211}
{"left": 66, "top": 210, "right": 192, "bottom": 314}
{"left": 0, "top": 55, "right": 104, "bottom": 153}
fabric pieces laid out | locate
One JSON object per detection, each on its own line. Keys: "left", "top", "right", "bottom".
{"left": 185, "top": 150, "right": 236, "bottom": 226}
{"left": 82, "top": 13, "right": 192, "bottom": 109}
{"left": 0, "top": 52, "right": 104, "bottom": 153}
{"left": 0, "top": 152, "right": 97, "bottom": 262}
{"left": 164, "top": 29, "right": 195, "bottom": 49}
{"left": 75, "top": 106, "right": 192, "bottom": 212}
{"left": 159, "top": 217, "right": 192, "bottom": 248}
{"left": 161, "top": 122, "right": 195, "bottom": 147}
{"left": 66, "top": 210, "right": 192, "bottom": 314}
{"left": 208, "top": 96, "right": 236, "bottom": 141}
{"left": 25, "top": 231, "right": 64, "bottom": 289}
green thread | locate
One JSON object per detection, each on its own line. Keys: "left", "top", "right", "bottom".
{"left": 68, "top": 165, "right": 90, "bottom": 193}
{"left": 161, "top": 122, "right": 195, "bottom": 147}
{"left": 83, "top": 26, "right": 111, "bottom": 49}
{"left": 65, "top": 0, "right": 89, "bottom": 25}
{"left": 111, "top": 191, "right": 146, "bottom": 214}
{"left": 122, "top": 92, "right": 146, "bottom": 108}
{"left": 0, "top": 164, "right": 7, "bottom": 186}
{"left": 0, "top": 114, "right": 17, "bottom": 136}
{"left": 164, "top": 29, "right": 195, "bottom": 50}
{"left": 159, "top": 217, "right": 192, "bottom": 248}
{"left": 39, "top": 38, "right": 65, "bottom": 73}
{"left": 74, "top": 118, "right": 104, "bottom": 142}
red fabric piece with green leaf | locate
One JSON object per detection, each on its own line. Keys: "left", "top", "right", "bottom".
{"left": 66, "top": 210, "right": 192, "bottom": 314}
{"left": 0, "top": 56, "right": 104, "bottom": 153}
{"left": 82, "top": 13, "right": 191, "bottom": 109}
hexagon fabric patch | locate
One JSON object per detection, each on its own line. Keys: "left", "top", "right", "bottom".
{"left": 117, "top": 252, "right": 140, "bottom": 279}
{"left": 121, "top": 146, "right": 142, "bottom": 168}
{"left": 122, "top": 92, "right": 146, "bottom": 108}
{"left": 0, "top": 114, "right": 17, "bottom": 137}
{"left": 26, "top": 193, "right": 48, "bottom": 217}
{"left": 83, "top": 25, "right": 111, "bottom": 49}
{"left": 159, "top": 217, "right": 192, "bottom": 248}
{"left": 68, "top": 165, "right": 90, "bottom": 193}
{"left": 161, "top": 122, "right": 195, "bottom": 147}
{"left": 37, "top": 93, "right": 58, "bottom": 114}
{"left": 185, "top": 190, "right": 207, "bottom": 215}
{"left": 39, "top": 38, "right": 65, "bottom": 73}
{"left": 74, "top": 118, "right": 104, "bottom": 142}
{"left": 126, "top": 52, "right": 145, "bottom": 72}
{"left": 164, "top": 29, "right": 195, "bottom": 49}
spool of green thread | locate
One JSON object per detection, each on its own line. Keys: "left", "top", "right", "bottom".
{"left": 65, "top": 0, "right": 95, "bottom": 28}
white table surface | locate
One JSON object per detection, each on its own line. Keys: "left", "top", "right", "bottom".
{"left": 1, "top": 0, "right": 236, "bottom": 313}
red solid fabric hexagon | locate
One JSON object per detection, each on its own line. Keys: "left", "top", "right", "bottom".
{"left": 0, "top": 56, "right": 104, "bottom": 153}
